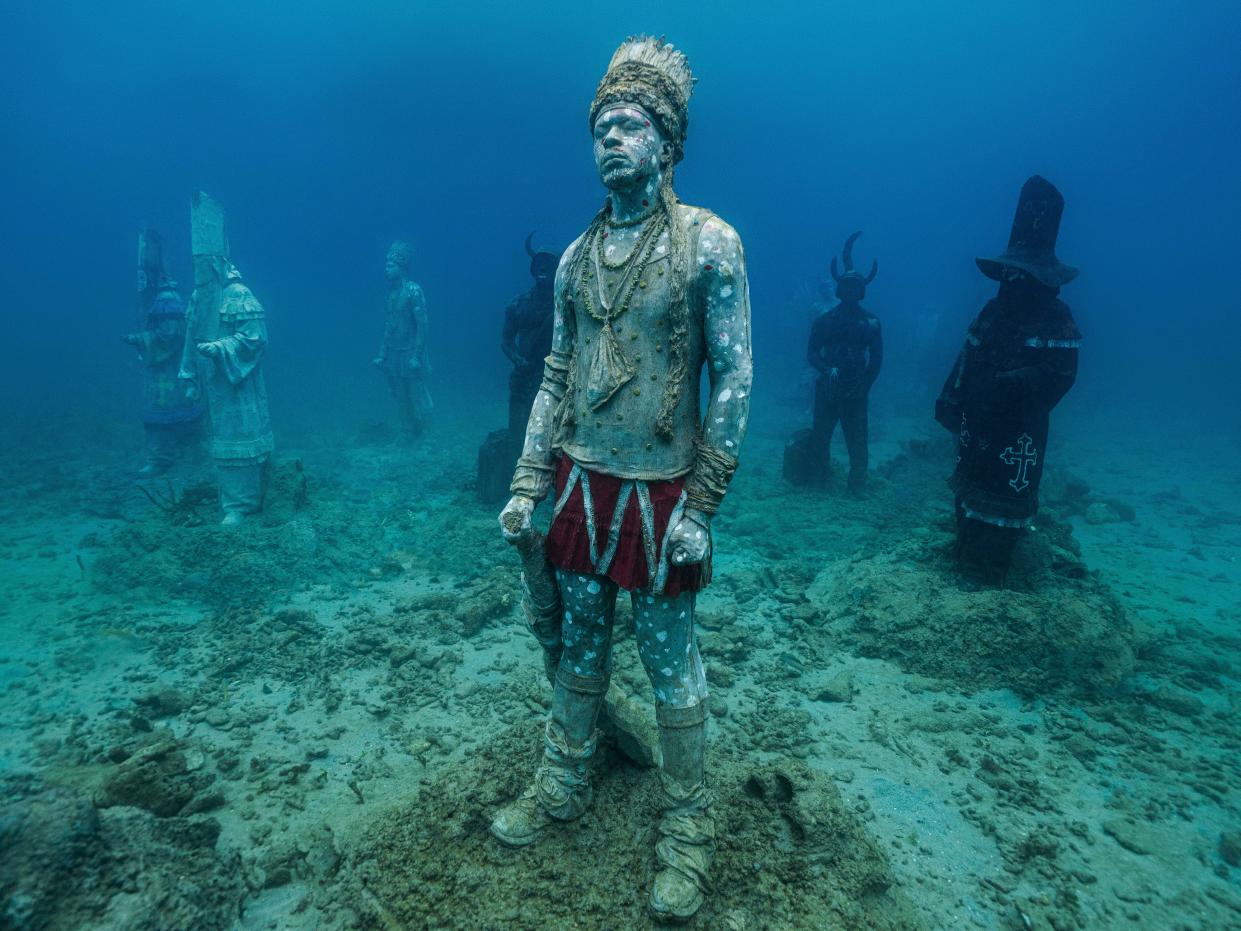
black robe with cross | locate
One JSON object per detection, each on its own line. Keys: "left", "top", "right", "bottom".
{"left": 935, "top": 290, "right": 1080, "bottom": 526}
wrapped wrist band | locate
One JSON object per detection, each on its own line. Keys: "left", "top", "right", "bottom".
{"left": 683, "top": 439, "right": 738, "bottom": 514}
{"left": 510, "top": 461, "right": 553, "bottom": 501}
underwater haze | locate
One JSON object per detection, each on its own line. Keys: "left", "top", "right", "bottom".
{"left": 1, "top": 1, "right": 1240, "bottom": 928}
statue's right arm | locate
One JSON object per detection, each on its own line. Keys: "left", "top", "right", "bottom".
{"left": 806, "top": 316, "right": 828, "bottom": 374}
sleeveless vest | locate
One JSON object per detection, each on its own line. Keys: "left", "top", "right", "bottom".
{"left": 558, "top": 205, "right": 712, "bottom": 480}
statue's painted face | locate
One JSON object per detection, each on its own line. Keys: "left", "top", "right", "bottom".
{"left": 384, "top": 257, "right": 404, "bottom": 282}
{"left": 593, "top": 105, "right": 664, "bottom": 190}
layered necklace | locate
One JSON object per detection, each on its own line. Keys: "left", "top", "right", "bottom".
{"left": 579, "top": 205, "right": 667, "bottom": 324}
{"left": 577, "top": 203, "right": 667, "bottom": 410}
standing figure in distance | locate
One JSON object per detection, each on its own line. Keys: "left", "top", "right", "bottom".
{"left": 373, "top": 240, "right": 431, "bottom": 441}
{"left": 179, "top": 192, "right": 274, "bottom": 526}
{"left": 479, "top": 234, "right": 559, "bottom": 502}
{"left": 936, "top": 175, "right": 1081, "bottom": 582}
{"left": 493, "top": 36, "right": 753, "bottom": 924}
{"left": 806, "top": 232, "right": 882, "bottom": 495}
{"left": 123, "top": 226, "right": 201, "bottom": 476}
{"left": 504, "top": 233, "right": 558, "bottom": 455}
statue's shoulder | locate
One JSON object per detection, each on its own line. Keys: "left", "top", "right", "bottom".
{"left": 219, "top": 273, "right": 263, "bottom": 320}
{"left": 1047, "top": 297, "right": 1081, "bottom": 340}
{"left": 560, "top": 231, "right": 588, "bottom": 269}
{"left": 677, "top": 204, "right": 742, "bottom": 256}
{"left": 554, "top": 232, "right": 590, "bottom": 299}
{"left": 402, "top": 280, "right": 424, "bottom": 302}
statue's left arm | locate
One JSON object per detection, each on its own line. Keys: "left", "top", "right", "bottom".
{"left": 670, "top": 217, "right": 753, "bottom": 566}
{"left": 999, "top": 346, "right": 1078, "bottom": 411}
{"left": 864, "top": 318, "right": 883, "bottom": 390}
{"left": 146, "top": 317, "right": 185, "bottom": 365}
{"left": 209, "top": 318, "right": 267, "bottom": 386}
{"left": 997, "top": 302, "right": 1081, "bottom": 411}
{"left": 409, "top": 284, "right": 428, "bottom": 371}
{"left": 197, "top": 284, "right": 267, "bottom": 387}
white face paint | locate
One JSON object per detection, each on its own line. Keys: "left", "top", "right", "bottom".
{"left": 593, "top": 106, "right": 663, "bottom": 191}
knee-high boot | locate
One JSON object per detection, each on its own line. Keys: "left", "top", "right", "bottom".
{"left": 650, "top": 701, "right": 714, "bottom": 923}
{"left": 490, "top": 668, "right": 607, "bottom": 847}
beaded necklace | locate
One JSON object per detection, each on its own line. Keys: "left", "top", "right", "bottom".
{"left": 605, "top": 201, "right": 660, "bottom": 229}
{"left": 580, "top": 209, "right": 666, "bottom": 321}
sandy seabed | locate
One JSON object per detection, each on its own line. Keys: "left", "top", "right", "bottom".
{"left": 1, "top": 401, "right": 1238, "bottom": 930}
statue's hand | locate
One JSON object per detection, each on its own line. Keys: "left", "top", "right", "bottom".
{"left": 499, "top": 494, "right": 535, "bottom": 545}
{"left": 372, "top": 356, "right": 384, "bottom": 367}
{"left": 197, "top": 340, "right": 221, "bottom": 358}
{"left": 183, "top": 381, "right": 200, "bottom": 401}
{"left": 668, "top": 508, "right": 712, "bottom": 567}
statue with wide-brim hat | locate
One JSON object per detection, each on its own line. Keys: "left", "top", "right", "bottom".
{"left": 975, "top": 174, "right": 1078, "bottom": 288}
{"left": 936, "top": 175, "right": 1082, "bottom": 582}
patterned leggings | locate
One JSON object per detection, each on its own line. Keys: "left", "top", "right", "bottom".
{"left": 556, "top": 569, "right": 707, "bottom": 709}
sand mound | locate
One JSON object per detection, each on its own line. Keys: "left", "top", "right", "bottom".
{"left": 809, "top": 517, "right": 1137, "bottom": 697}
{"left": 327, "top": 725, "right": 920, "bottom": 930}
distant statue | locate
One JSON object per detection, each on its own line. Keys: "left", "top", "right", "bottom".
{"left": 491, "top": 36, "right": 753, "bottom": 923}
{"left": 179, "top": 192, "right": 274, "bottom": 526}
{"left": 477, "top": 234, "right": 557, "bottom": 502}
{"left": 793, "top": 231, "right": 884, "bottom": 494}
{"left": 123, "top": 226, "right": 201, "bottom": 476}
{"left": 936, "top": 175, "right": 1081, "bottom": 581}
{"left": 373, "top": 240, "right": 431, "bottom": 441}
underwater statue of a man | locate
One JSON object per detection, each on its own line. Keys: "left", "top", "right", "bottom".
{"left": 178, "top": 192, "right": 274, "bottom": 526}
{"left": 504, "top": 234, "right": 558, "bottom": 453}
{"left": 805, "top": 231, "right": 883, "bottom": 494}
{"left": 123, "top": 225, "right": 201, "bottom": 476}
{"left": 493, "top": 36, "right": 753, "bottom": 923}
{"left": 478, "top": 234, "right": 559, "bottom": 502}
{"left": 373, "top": 240, "right": 431, "bottom": 441}
{"left": 935, "top": 175, "right": 1081, "bottom": 581}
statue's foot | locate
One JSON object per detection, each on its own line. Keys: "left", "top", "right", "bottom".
{"left": 220, "top": 511, "right": 245, "bottom": 527}
{"left": 490, "top": 786, "right": 553, "bottom": 847}
{"left": 649, "top": 863, "right": 707, "bottom": 924}
{"left": 649, "top": 788, "right": 714, "bottom": 924}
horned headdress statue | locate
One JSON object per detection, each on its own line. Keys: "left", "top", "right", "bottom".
{"left": 830, "top": 231, "right": 878, "bottom": 300}
{"left": 524, "top": 231, "right": 558, "bottom": 280}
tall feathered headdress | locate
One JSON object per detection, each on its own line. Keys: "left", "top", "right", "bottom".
{"left": 590, "top": 36, "right": 696, "bottom": 165}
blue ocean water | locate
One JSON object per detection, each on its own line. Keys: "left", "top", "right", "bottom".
{"left": 1, "top": 2, "right": 1239, "bottom": 928}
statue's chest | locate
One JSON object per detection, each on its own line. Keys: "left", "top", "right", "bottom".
{"left": 578, "top": 245, "right": 675, "bottom": 334}
{"left": 571, "top": 249, "right": 690, "bottom": 411}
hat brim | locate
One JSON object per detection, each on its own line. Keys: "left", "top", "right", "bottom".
{"left": 976, "top": 256, "right": 1079, "bottom": 288}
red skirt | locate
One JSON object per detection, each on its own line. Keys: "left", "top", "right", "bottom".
{"left": 545, "top": 456, "right": 705, "bottom": 597}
